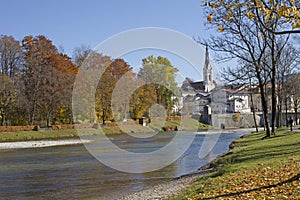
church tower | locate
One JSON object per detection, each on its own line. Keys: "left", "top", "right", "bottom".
{"left": 203, "top": 45, "right": 214, "bottom": 92}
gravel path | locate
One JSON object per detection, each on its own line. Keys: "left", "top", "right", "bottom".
{"left": 119, "top": 168, "right": 214, "bottom": 200}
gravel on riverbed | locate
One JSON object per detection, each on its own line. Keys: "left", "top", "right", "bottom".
{"left": 119, "top": 168, "right": 214, "bottom": 200}
{"left": 0, "top": 139, "right": 93, "bottom": 149}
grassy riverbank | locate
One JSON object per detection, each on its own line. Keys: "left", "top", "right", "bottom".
{"left": 148, "top": 118, "right": 211, "bottom": 131}
{"left": 0, "top": 129, "right": 95, "bottom": 142}
{"left": 170, "top": 127, "right": 300, "bottom": 199}
{"left": 0, "top": 126, "right": 151, "bottom": 142}
{"left": 0, "top": 118, "right": 209, "bottom": 142}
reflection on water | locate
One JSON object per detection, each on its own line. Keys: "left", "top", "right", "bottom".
{"left": 0, "top": 131, "right": 244, "bottom": 200}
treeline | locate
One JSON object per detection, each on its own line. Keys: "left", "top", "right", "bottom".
{"left": 0, "top": 35, "right": 179, "bottom": 126}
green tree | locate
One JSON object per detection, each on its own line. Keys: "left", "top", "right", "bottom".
{"left": 138, "top": 56, "right": 179, "bottom": 117}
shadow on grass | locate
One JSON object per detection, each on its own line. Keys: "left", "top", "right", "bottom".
{"left": 200, "top": 173, "right": 300, "bottom": 200}
{"left": 226, "top": 145, "right": 300, "bottom": 165}
{"left": 233, "top": 140, "right": 300, "bottom": 155}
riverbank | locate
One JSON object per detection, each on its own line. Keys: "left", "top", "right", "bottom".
{"left": 119, "top": 168, "right": 214, "bottom": 200}
{"left": 119, "top": 127, "right": 300, "bottom": 199}
{"left": 0, "top": 118, "right": 210, "bottom": 143}
{"left": 0, "top": 126, "right": 154, "bottom": 143}
{"left": 0, "top": 127, "right": 256, "bottom": 150}
{"left": 0, "top": 128, "right": 98, "bottom": 143}
{"left": 170, "top": 127, "right": 300, "bottom": 199}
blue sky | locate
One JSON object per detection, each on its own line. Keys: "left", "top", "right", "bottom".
{"left": 1, "top": 0, "right": 220, "bottom": 81}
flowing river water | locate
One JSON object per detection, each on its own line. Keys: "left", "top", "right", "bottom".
{"left": 0, "top": 131, "right": 245, "bottom": 199}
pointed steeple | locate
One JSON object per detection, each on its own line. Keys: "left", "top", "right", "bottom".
{"left": 203, "top": 44, "right": 214, "bottom": 92}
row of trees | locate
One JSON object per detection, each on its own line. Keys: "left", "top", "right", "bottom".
{"left": 204, "top": 0, "right": 300, "bottom": 137}
{"left": 75, "top": 52, "right": 179, "bottom": 124}
{"left": 0, "top": 35, "right": 179, "bottom": 126}
{"left": 0, "top": 35, "right": 77, "bottom": 126}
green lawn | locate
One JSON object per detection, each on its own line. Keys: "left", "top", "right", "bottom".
{"left": 170, "top": 128, "right": 300, "bottom": 199}
{"left": 148, "top": 118, "right": 211, "bottom": 131}
{"left": 0, "top": 125, "right": 153, "bottom": 142}
{"left": 0, "top": 128, "right": 100, "bottom": 142}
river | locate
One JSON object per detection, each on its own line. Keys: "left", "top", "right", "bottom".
{"left": 0, "top": 131, "right": 245, "bottom": 200}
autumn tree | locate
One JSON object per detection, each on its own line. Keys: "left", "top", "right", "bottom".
{"left": 81, "top": 53, "right": 108, "bottom": 124}
{"left": 204, "top": 2, "right": 271, "bottom": 136}
{"left": 252, "top": 0, "right": 300, "bottom": 34}
{"left": 109, "top": 59, "right": 136, "bottom": 121}
{"left": 43, "top": 53, "right": 77, "bottom": 125}
{"left": 96, "top": 58, "right": 133, "bottom": 123}
{"left": 0, "top": 75, "right": 17, "bottom": 125}
{"left": 206, "top": 0, "right": 300, "bottom": 34}
{"left": 73, "top": 45, "right": 91, "bottom": 68}
{"left": 95, "top": 66, "right": 115, "bottom": 124}
{"left": 204, "top": 0, "right": 292, "bottom": 137}
{"left": 0, "top": 35, "right": 22, "bottom": 78}
{"left": 129, "top": 83, "right": 157, "bottom": 119}
{"left": 138, "top": 56, "right": 179, "bottom": 117}
{"left": 22, "top": 35, "right": 77, "bottom": 126}
{"left": 22, "top": 35, "right": 54, "bottom": 124}
{"left": 0, "top": 35, "right": 23, "bottom": 125}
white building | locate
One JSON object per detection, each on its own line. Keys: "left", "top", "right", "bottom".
{"left": 227, "top": 92, "right": 251, "bottom": 113}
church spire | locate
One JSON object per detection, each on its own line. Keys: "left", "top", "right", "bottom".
{"left": 203, "top": 44, "right": 214, "bottom": 92}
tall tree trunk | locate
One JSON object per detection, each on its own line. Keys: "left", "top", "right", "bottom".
{"left": 46, "top": 110, "right": 52, "bottom": 127}
{"left": 295, "top": 101, "right": 298, "bottom": 125}
{"left": 30, "top": 99, "right": 37, "bottom": 125}
{"left": 271, "top": 36, "right": 277, "bottom": 136}
{"left": 295, "top": 108, "right": 298, "bottom": 125}
{"left": 102, "top": 109, "right": 106, "bottom": 125}
{"left": 261, "top": 86, "right": 271, "bottom": 137}
{"left": 271, "top": 76, "right": 277, "bottom": 135}
{"left": 250, "top": 90, "right": 258, "bottom": 132}
{"left": 1, "top": 112, "right": 5, "bottom": 126}
{"left": 277, "top": 103, "right": 282, "bottom": 127}
{"left": 257, "top": 66, "right": 271, "bottom": 137}
{"left": 285, "top": 99, "right": 288, "bottom": 127}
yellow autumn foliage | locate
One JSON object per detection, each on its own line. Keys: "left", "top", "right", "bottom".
{"left": 206, "top": 0, "right": 300, "bottom": 31}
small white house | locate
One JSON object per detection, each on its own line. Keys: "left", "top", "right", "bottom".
{"left": 227, "top": 91, "right": 251, "bottom": 113}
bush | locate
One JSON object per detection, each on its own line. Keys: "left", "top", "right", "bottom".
{"left": 0, "top": 126, "right": 36, "bottom": 132}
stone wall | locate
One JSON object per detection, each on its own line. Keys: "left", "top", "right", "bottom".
{"left": 211, "top": 113, "right": 261, "bottom": 129}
